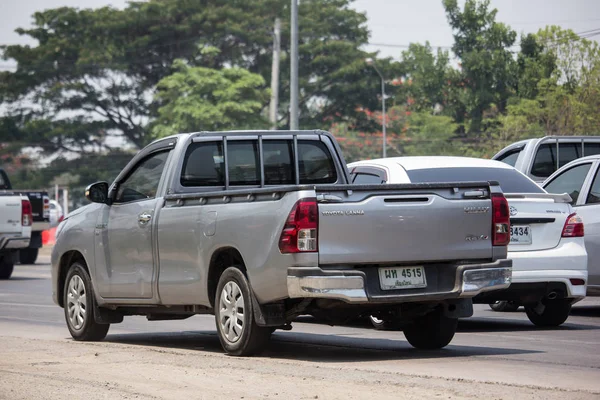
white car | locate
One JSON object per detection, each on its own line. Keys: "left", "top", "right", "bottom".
{"left": 348, "top": 156, "right": 588, "bottom": 327}
{"left": 49, "top": 200, "right": 64, "bottom": 228}
{"left": 543, "top": 155, "right": 600, "bottom": 296}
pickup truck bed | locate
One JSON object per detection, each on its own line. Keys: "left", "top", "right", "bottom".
{"left": 51, "top": 130, "right": 512, "bottom": 355}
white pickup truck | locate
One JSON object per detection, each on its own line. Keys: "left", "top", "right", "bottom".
{"left": 0, "top": 190, "right": 33, "bottom": 279}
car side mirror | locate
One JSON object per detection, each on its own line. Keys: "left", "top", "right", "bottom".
{"left": 85, "top": 182, "right": 109, "bottom": 204}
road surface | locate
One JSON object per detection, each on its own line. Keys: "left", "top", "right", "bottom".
{"left": 1, "top": 253, "right": 599, "bottom": 399}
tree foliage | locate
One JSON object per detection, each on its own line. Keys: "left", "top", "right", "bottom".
{"left": 152, "top": 60, "right": 269, "bottom": 137}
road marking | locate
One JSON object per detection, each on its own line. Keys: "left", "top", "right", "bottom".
{"left": 0, "top": 302, "right": 56, "bottom": 308}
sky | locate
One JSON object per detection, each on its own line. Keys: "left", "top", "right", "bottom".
{"left": 1, "top": 0, "right": 599, "bottom": 66}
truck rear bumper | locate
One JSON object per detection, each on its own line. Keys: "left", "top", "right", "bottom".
{"left": 287, "top": 259, "right": 512, "bottom": 304}
{"left": 0, "top": 235, "right": 31, "bottom": 251}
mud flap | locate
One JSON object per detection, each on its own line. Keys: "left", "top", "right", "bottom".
{"left": 250, "top": 291, "right": 285, "bottom": 327}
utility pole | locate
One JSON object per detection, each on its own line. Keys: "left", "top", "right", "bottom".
{"left": 290, "top": 0, "right": 299, "bottom": 130}
{"left": 269, "top": 18, "right": 281, "bottom": 130}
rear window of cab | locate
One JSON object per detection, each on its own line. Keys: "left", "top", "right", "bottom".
{"left": 181, "top": 139, "right": 337, "bottom": 187}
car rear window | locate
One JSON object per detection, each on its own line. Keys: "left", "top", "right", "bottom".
{"left": 181, "top": 139, "right": 337, "bottom": 187}
{"left": 405, "top": 167, "right": 544, "bottom": 194}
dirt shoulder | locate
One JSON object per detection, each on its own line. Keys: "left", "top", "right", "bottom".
{"left": 0, "top": 334, "right": 597, "bottom": 400}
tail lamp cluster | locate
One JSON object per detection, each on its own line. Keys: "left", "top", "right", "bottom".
{"left": 279, "top": 198, "right": 318, "bottom": 254}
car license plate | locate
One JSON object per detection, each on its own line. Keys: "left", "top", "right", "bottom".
{"left": 510, "top": 225, "right": 532, "bottom": 245}
{"left": 378, "top": 266, "right": 427, "bottom": 290}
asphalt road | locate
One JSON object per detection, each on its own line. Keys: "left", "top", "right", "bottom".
{"left": 1, "top": 253, "right": 600, "bottom": 399}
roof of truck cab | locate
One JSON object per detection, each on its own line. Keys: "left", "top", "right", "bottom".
{"left": 348, "top": 156, "right": 514, "bottom": 171}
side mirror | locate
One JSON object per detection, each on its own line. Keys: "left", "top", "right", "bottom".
{"left": 85, "top": 182, "right": 109, "bottom": 204}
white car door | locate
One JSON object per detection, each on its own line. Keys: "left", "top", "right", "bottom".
{"left": 544, "top": 159, "right": 599, "bottom": 293}
{"left": 573, "top": 162, "right": 600, "bottom": 292}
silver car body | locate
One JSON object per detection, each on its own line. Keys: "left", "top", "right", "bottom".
{"left": 544, "top": 155, "right": 600, "bottom": 295}
{"left": 52, "top": 131, "right": 511, "bottom": 315}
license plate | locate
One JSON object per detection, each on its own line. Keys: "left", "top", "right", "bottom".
{"left": 378, "top": 266, "right": 427, "bottom": 290}
{"left": 510, "top": 225, "right": 532, "bottom": 245}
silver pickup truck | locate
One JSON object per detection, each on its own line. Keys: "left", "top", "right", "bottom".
{"left": 51, "top": 130, "right": 512, "bottom": 355}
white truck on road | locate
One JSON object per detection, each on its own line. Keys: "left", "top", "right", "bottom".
{"left": 0, "top": 189, "right": 33, "bottom": 279}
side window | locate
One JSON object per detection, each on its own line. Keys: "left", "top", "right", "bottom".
{"left": 353, "top": 172, "right": 384, "bottom": 184}
{"left": 586, "top": 166, "right": 600, "bottom": 205}
{"left": 496, "top": 149, "right": 521, "bottom": 167}
{"left": 180, "top": 138, "right": 336, "bottom": 187}
{"left": 263, "top": 140, "right": 294, "bottom": 185}
{"left": 544, "top": 163, "right": 592, "bottom": 204}
{"left": 298, "top": 141, "right": 337, "bottom": 184}
{"left": 181, "top": 141, "right": 224, "bottom": 187}
{"left": 228, "top": 141, "right": 260, "bottom": 186}
{"left": 583, "top": 143, "right": 600, "bottom": 157}
{"left": 532, "top": 143, "right": 580, "bottom": 179}
{"left": 116, "top": 151, "right": 169, "bottom": 203}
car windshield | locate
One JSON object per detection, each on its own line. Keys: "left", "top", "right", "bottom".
{"left": 405, "top": 167, "right": 544, "bottom": 194}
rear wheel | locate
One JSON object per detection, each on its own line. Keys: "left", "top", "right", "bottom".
{"left": 525, "top": 299, "right": 572, "bottom": 327}
{"left": 215, "top": 267, "right": 271, "bottom": 356}
{"left": 403, "top": 309, "right": 458, "bottom": 350}
{"left": 489, "top": 301, "right": 520, "bottom": 312}
{"left": 19, "top": 248, "right": 39, "bottom": 265}
{"left": 63, "top": 262, "right": 110, "bottom": 341}
{"left": 0, "top": 259, "right": 14, "bottom": 280}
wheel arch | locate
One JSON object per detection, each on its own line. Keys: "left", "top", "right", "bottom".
{"left": 207, "top": 246, "right": 247, "bottom": 308}
{"left": 57, "top": 250, "right": 90, "bottom": 308}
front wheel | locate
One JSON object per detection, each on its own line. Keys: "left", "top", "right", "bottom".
{"left": 215, "top": 267, "right": 271, "bottom": 356}
{"left": 489, "top": 301, "right": 520, "bottom": 312}
{"left": 63, "top": 262, "right": 110, "bottom": 341}
{"left": 525, "top": 299, "right": 572, "bottom": 327}
{"left": 403, "top": 309, "right": 458, "bottom": 350}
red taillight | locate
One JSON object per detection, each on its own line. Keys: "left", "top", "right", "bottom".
{"left": 492, "top": 193, "right": 510, "bottom": 246}
{"left": 21, "top": 199, "right": 33, "bottom": 227}
{"left": 279, "top": 198, "right": 318, "bottom": 253}
{"left": 570, "top": 278, "right": 585, "bottom": 286}
{"left": 562, "top": 213, "right": 584, "bottom": 237}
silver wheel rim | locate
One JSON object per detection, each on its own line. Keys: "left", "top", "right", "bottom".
{"left": 370, "top": 315, "right": 383, "bottom": 324}
{"left": 219, "top": 281, "right": 245, "bottom": 343}
{"left": 66, "top": 275, "right": 87, "bottom": 330}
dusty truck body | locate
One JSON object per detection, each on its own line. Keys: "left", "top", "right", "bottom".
{"left": 51, "top": 130, "right": 512, "bottom": 355}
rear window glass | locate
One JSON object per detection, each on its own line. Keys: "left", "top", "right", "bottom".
{"left": 181, "top": 139, "right": 337, "bottom": 187}
{"left": 496, "top": 150, "right": 521, "bottom": 167}
{"left": 406, "top": 167, "right": 544, "bottom": 194}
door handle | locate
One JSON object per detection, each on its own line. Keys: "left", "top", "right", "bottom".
{"left": 138, "top": 212, "right": 152, "bottom": 225}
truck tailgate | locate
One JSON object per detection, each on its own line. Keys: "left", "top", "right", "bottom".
{"left": 316, "top": 183, "right": 495, "bottom": 265}
{"left": 0, "top": 194, "right": 23, "bottom": 234}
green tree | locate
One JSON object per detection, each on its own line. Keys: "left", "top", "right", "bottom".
{"left": 0, "top": 0, "right": 380, "bottom": 155}
{"left": 443, "top": 0, "right": 517, "bottom": 134}
{"left": 152, "top": 60, "right": 269, "bottom": 137}
{"left": 397, "top": 42, "right": 452, "bottom": 113}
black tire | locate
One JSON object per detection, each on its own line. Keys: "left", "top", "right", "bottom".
{"left": 0, "top": 259, "right": 14, "bottom": 280}
{"left": 525, "top": 299, "right": 572, "bottom": 327}
{"left": 489, "top": 301, "right": 520, "bottom": 312}
{"left": 369, "top": 315, "right": 402, "bottom": 331}
{"left": 214, "top": 267, "right": 271, "bottom": 356}
{"left": 63, "top": 262, "right": 110, "bottom": 341}
{"left": 19, "top": 248, "right": 39, "bottom": 265}
{"left": 403, "top": 309, "right": 458, "bottom": 350}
